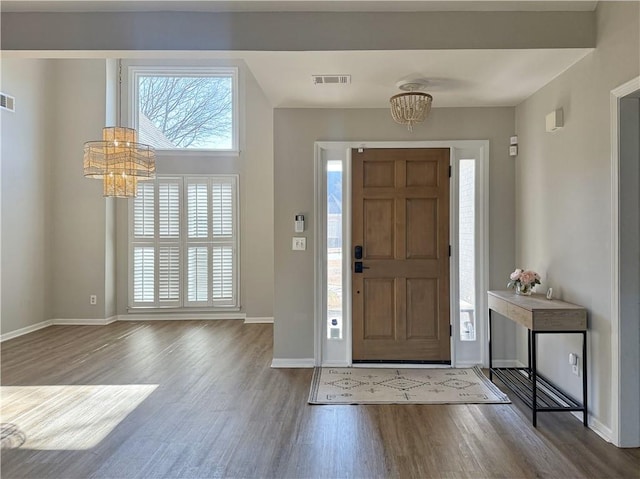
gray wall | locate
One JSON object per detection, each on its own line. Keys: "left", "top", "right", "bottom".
{"left": 514, "top": 1, "right": 639, "bottom": 433}
{"left": 1, "top": 11, "right": 595, "bottom": 51}
{"left": 273, "top": 107, "right": 516, "bottom": 361}
{"left": 1, "top": 59, "right": 52, "bottom": 334}
{"left": 49, "top": 60, "right": 111, "bottom": 320}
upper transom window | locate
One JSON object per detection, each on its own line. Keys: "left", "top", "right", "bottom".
{"left": 129, "top": 67, "right": 238, "bottom": 154}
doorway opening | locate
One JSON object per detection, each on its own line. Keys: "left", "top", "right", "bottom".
{"left": 315, "top": 141, "right": 489, "bottom": 368}
{"left": 611, "top": 78, "right": 640, "bottom": 447}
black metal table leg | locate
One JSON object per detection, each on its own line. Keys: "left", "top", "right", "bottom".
{"left": 488, "top": 309, "right": 493, "bottom": 380}
{"left": 527, "top": 330, "right": 532, "bottom": 378}
{"left": 531, "top": 331, "right": 537, "bottom": 427}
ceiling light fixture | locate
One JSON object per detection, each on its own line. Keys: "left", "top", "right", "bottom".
{"left": 84, "top": 127, "right": 156, "bottom": 197}
{"left": 390, "top": 80, "right": 433, "bottom": 132}
{"left": 83, "top": 61, "right": 155, "bottom": 198}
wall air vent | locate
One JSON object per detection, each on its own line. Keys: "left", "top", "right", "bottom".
{"left": 0, "top": 92, "right": 15, "bottom": 112}
{"left": 312, "top": 75, "right": 351, "bottom": 85}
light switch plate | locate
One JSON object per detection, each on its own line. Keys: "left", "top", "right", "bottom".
{"left": 292, "top": 237, "right": 307, "bottom": 251}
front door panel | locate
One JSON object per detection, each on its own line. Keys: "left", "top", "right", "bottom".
{"left": 352, "top": 148, "right": 450, "bottom": 362}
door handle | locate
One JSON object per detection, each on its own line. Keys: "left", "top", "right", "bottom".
{"left": 354, "top": 262, "right": 370, "bottom": 273}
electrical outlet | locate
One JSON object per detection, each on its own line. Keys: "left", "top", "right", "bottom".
{"left": 90, "top": 295, "right": 97, "bottom": 305}
{"left": 572, "top": 364, "right": 580, "bottom": 376}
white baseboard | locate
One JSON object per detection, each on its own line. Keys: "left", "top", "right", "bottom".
{"left": 570, "top": 411, "right": 612, "bottom": 443}
{"left": 321, "top": 360, "right": 351, "bottom": 367}
{"left": 244, "top": 317, "right": 274, "bottom": 324}
{"left": 352, "top": 363, "right": 453, "bottom": 369}
{"left": 271, "top": 358, "right": 316, "bottom": 368}
{"left": 52, "top": 317, "right": 118, "bottom": 326}
{"left": 0, "top": 320, "right": 53, "bottom": 342}
{"left": 455, "top": 361, "right": 484, "bottom": 368}
{"left": 118, "top": 312, "right": 246, "bottom": 321}
{"left": 492, "top": 360, "right": 527, "bottom": 368}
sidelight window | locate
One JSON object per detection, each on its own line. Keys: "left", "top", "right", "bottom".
{"left": 459, "top": 159, "right": 476, "bottom": 341}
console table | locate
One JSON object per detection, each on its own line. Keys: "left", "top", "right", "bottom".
{"left": 487, "top": 290, "right": 588, "bottom": 427}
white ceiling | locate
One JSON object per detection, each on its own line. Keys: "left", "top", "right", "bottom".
{"left": 234, "top": 49, "right": 592, "bottom": 108}
{"left": 1, "top": 1, "right": 596, "bottom": 108}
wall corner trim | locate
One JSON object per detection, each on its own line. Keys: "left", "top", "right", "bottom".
{"left": 271, "top": 358, "right": 316, "bottom": 368}
{"left": 244, "top": 317, "right": 274, "bottom": 324}
{"left": 0, "top": 320, "right": 54, "bottom": 342}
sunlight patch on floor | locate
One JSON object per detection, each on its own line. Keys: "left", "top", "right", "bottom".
{"left": 1, "top": 384, "right": 157, "bottom": 450}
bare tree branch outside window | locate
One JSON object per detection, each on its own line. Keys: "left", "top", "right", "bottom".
{"left": 138, "top": 76, "right": 233, "bottom": 149}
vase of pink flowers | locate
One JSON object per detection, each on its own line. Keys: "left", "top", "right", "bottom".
{"left": 507, "top": 268, "right": 541, "bottom": 296}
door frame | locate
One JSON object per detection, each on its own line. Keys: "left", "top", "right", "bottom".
{"left": 314, "top": 140, "right": 490, "bottom": 368}
{"left": 610, "top": 76, "right": 640, "bottom": 447}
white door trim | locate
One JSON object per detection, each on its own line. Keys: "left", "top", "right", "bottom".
{"left": 314, "top": 140, "right": 489, "bottom": 368}
{"left": 610, "top": 76, "right": 640, "bottom": 447}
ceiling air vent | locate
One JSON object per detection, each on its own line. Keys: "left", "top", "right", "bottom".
{"left": 312, "top": 75, "right": 351, "bottom": 85}
{"left": 0, "top": 92, "right": 15, "bottom": 112}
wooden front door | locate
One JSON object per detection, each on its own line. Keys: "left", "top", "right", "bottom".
{"left": 352, "top": 148, "right": 450, "bottom": 362}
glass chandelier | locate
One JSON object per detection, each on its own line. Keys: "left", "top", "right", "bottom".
{"left": 390, "top": 81, "right": 433, "bottom": 132}
{"left": 83, "top": 126, "right": 156, "bottom": 197}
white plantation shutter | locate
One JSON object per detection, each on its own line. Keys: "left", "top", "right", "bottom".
{"left": 130, "top": 175, "right": 238, "bottom": 309}
{"left": 133, "top": 247, "right": 155, "bottom": 302}
{"left": 188, "top": 183, "right": 208, "bottom": 238}
{"left": 212, "top": 181, "right": 233, "bottom": 237}
{"left": 212, "top": 246, "right": 234, "bottom": 301}
{"left": 159, "top": 246, "right": 180, "bottom": 303}
{"left": 159, "top": 182, "right": 180, "bottom": 238}
{"left": 187, "top": 246, "right": 209, "bottom": 302}
{"left": 134, "top": 182, "right": 154, "bottom": 238}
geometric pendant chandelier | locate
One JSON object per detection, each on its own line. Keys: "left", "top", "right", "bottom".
{"left": 83, "top": 126, "right": 156, "bottom": 198}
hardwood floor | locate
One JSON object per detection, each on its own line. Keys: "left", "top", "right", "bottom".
{"left": 1, "top": 320, "right": 638, "bottom": 479}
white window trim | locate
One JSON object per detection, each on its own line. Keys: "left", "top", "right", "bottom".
{"left": 128, "top": 66, "right": 239, "bottom": 156}
{"left": 128, "top": 174, "right": 240, "bottom": 312}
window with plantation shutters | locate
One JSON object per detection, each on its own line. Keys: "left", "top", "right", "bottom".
{"left": 184, "top": 177, "right": 237, "bottom": 307}
{"left": 129, "top": 175, "right": 238, "bottom": 310}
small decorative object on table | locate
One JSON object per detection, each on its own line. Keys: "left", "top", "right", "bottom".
{"left": 507, "top": 268, "right": 541, "bottom": 296}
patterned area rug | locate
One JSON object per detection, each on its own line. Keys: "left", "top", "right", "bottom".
{"left": 309, "top": 366, "right": 510, "bottom": 405}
